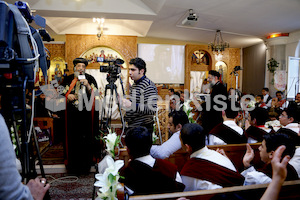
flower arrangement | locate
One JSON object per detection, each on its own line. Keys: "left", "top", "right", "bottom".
{"left": 267, "top": 58, "right": 279, "bottom": 73}
{"left": 94, "top": 155, "right": 124, "bottom": 200}
{"left": 246, "top": 100, "right": 256, "bottom": 109}
{"left": 102, "top": 128, "right": 121, "bottom": 159}
{"left": 182, "top": 100, "right": 195, "bottom": 123}
{"left": 152, "top": 116, "right": 159, "bottom": 144}
{"left": 10, "top": 127, "right": 19, "bottom": 155}
{"left": 94, "top": 128, "right": 123, "bottom": 200}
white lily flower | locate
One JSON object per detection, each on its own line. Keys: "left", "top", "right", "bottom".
{"left": 94, "top": 155, "right": 124, "bottom": 200}
{"left": 94, "top": 174, "right": 111, "bottom": 193}
{"left": 183, "top": 100, "right": 192, "bottom": 112}
{"left": 104, "top": 155, "right": 124, "bottom": 176}
{"left": 103, "top": 132, "right": 118, "bottom": 156}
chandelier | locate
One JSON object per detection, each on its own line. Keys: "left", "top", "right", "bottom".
{"left": 93, "top": 18, "right": 105, "bottom": 40}
{"left": 208, "top": 30, "right": 229, "bottom": 60}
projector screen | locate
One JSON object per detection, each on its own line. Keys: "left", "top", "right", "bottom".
{"left": 138, "top": 43, "right": 185, "bottom": 84}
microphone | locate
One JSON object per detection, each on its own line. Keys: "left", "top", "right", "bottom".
{"left": 78, "top": 73, "right": 86, "bottom": 88}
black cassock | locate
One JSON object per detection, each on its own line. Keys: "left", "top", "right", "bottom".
{"left": 62, "top": 73, "right": 99, "bottom": 174}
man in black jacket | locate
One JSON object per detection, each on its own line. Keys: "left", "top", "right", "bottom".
{"left": 202, "top": 70, "right": 227, "bottom": 135}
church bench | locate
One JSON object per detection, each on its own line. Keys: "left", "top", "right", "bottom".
{"left": 117, "top": 143, "right": 262, "bottom": 172}
{"left": 207, "top": 143, "right": 262, "bottom": 172}
{"left": 167, "top": 143, "right": 262, "bottom": 172}
{"left": 129, "top": 179, "right": 300, "bottom": 200}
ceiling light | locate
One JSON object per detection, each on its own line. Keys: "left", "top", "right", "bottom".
{"left": 93, "top": 18, "right": 105, "bottom": 40}
{"left": 208, "top": 30, "right": 229, "bottom": 59}
{"left": 267, "top": 33, "right": 289, "bottom": 39}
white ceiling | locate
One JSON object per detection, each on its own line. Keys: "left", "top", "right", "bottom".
{"left": 6, "top": 0, "right": 300, "bottom": 48}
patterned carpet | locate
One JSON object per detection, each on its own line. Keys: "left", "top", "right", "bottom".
{"left": 47, "top": 172, "right": 97, "bottom": 200}
{"left": 41, "top": 143, "right": 64, "bottom": 165}
{"left": 39, "top": 143, "right": 99, "bottom": 199}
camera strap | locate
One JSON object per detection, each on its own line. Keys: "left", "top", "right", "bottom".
{"left": 8, "top": 4, "right": 35, "bottom": 80}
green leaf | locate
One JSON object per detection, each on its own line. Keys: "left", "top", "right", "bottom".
{"left": 108, "top": 173, "right": 115, "bottom": 184}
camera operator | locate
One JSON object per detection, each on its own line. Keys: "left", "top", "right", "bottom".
{"left": 122, "top": 57, "right": 158, "bottom": 134}
{"left": 61, "top": 58, "right": 99, "bottom": 175}
{"left": 0, "top": 114, "right": 50, "bottom": 200}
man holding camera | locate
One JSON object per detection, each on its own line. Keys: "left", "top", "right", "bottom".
{"left": 122, "top": 57, "right": 158, "bottom": 134}
{"left": 62, "top": 58, "right": 99, "bottom": 174}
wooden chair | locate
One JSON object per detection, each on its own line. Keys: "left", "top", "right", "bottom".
{"left": 33, "top": 117, "right": 54, "bottom": 144}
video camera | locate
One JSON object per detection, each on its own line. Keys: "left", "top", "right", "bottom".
{"left": 0, "top": 1, "right": 50, "bottom": 90}
{"left": 99, "top": 58, "right": 124, "bottom": 75}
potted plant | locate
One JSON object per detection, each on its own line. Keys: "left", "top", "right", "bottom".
{"left": 267, "top": 58, "right": 279, "bottom": 73}
{"left": 267, "top": 58, "right": 279, "bottom": 84}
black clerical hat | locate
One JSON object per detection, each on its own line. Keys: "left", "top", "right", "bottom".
{"left": 73, "top": 58, "right": 88, "bottom": 67}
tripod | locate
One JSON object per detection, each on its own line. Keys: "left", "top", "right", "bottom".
{"left": 99, "top": 74, "right": 125, "bottom": 143}
{"left": 1, "top": 78, "right": 46, "bottom": 184}
{"left": 230, "top": 70, "right": 242, "bottom": 102}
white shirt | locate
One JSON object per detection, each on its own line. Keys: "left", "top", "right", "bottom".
{"left": 289, "top": 147, "right": 300, "bottom": 178}
{"left": 241, "top": 166, "right": 272, "bottom": 185}
{"left": 150, "top": 131, "right": 182, "bottom": 159}
{"left": 263, "top": 94, "right": 272, "bottom": 107}
{"left": 208, "top": 120, "right": 244, "bottom": 145}
{"left": 284, "top": 123, "right": 300, "bottom": 136}
{"left": 181, "top": 146, "right": 237, "bottom": 191}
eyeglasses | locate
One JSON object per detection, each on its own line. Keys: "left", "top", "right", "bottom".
{"left": 279, "top": 114, "right": 288, "bottom": 118}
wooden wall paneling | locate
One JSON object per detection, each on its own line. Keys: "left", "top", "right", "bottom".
{"left": 185, "top": 44, "right": 212, "bottom": 91}
{"left": 44, "top": 43, "right": 65, "bottom": 60}
{"left": 185, "top": 44, "right": 241, "bottom": 91}
{"left": 228, "top": 48, "right": 241, "bottom": 90}
{"left": 65, "top": 35, "right": 137, "bottom": 74}
{"left": 157, "top": 102, "right": 169, "bottom": 143}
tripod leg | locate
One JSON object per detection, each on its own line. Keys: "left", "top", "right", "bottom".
{"left": 32, "top": 127, "right": 46, "bottom": 178}
{"left": 113, "top": 86, "right": 125, "bottom": 147}
{"left": 10, "top": 114, "right": 22, "bottom": 156}
{"left": 100, "top": 85, "right": 109, "bottom": 131}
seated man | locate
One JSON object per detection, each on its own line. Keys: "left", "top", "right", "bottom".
{"left": 151, "top": 110, "right": 189, "bottom": 159}
{"left": 279, "top": 108, "right": 300, "bottom": 135}
{"left": 287, "top": 92, "right": 300, "bottom": 111}
{"left": 169, "top": 93, "right": 181, "bottom": 113}
{"left": 262, "top": 87, "right": 272, "bottom": 108}
{"left": 278, "top": 108, "right": 300, "bottom": 178}
{"left": 208, "top": 101, "right": 247, "bottom": 145}
{"left": 272, "top": 91, "right": 288, "bottom": 110}
{"left": 242, "top": 133, "right": 298, "bottom": 185}
{"left": 245, "top": 107, "right": 273, "bottom": 143}
{"left": 120, "top": 126, "right": 185, "bottom": 195}
{"left": 180, "top": 123, "right": 244, "bottom": 191}
{"left": 255, "top": 95, "right": 268, "bottom": 109}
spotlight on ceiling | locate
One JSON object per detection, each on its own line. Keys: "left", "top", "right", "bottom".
{"left": 182, "top": 9, "right": 198, "bottom": 26}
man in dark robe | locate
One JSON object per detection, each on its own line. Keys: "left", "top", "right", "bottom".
{"left": 201, "top": 70, "right": 227, "bottom": 135}
{"left": 208, "top": 101, "right": 247, "bottom": 145}
{"left": 180, "top": 123, "right": 244, "bottom": 191}
{"left": 61, "top": 58, "right": 99, "bottom": 174}
{"left": 120, "top": 126, "right": 185, "bottom": 195}
{"left": 245, "top": 107, "right": 273, "bottom": 143}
